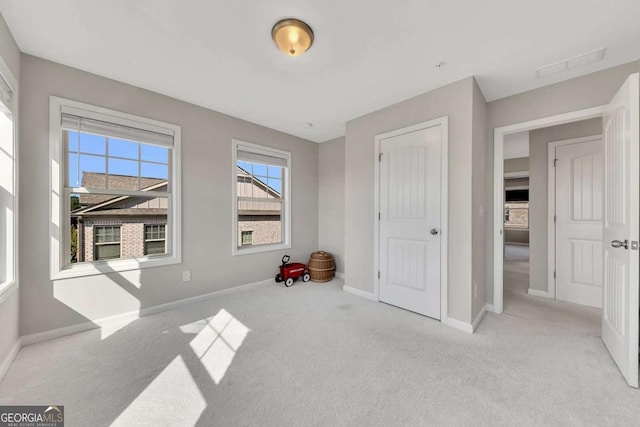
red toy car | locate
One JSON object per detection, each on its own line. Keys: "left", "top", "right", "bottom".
{"left": 275, "top": 255, "right": 310, "bottom": 287}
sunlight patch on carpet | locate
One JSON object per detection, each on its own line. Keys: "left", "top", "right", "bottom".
{"left": 186, "top": 309, "right": 250, "bottom": 384}
{"left": 113, "top": 355, "right": 206, "bottom": 426}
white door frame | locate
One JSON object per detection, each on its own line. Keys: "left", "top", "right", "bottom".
{"left": 493, "top": 106, "right": 607, "bottom": 313}
{"left": 374, "top": 116, "right": 449, "bottom": 321}
{"left": 547, "top": 134, "right": 603, "bottom": 300}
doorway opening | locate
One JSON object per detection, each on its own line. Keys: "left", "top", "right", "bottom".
{"left": 501, "top": 124, "right": 603, "bottom": 337}
{"left": 493, "top": 73, "right": 640, "bottom": 387}
{"left": 493, "top": 106, "right": 606, "bottom": 314}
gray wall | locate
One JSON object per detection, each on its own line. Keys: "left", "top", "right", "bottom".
{"left": 504, "top": 157, "right": 529, "bottom": 174}
{"left": 528, "top": 118, "right": 602, "bottom": 292}
{"left": 345, "top": 77, "right": 476, "bottom": 323}
{"left": 0, "top": 12, "right": 20, "bottom": 375}
{"left": 318, "top": 137, "right": 345, "bottom": 274}
{"left": 472, "top": 79, "right": 488, "bottom": 321}
{"left": 485, "top": 59, "right": 640, "bottom": 304}
{"left": 19, "top": 54, "right": 319, "bottom": 337}
{"left": 504, "top": 229, "right": 529, "bottom": 245}
{"left": 0, "top": 13, "right": 19, "bottom": 81}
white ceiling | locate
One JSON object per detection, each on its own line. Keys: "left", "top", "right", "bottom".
{"left": 1, "top": 1, "right": 639, "bottom": 142}
{"left": 504, "top": 132, "right": 529, "bottom": 160}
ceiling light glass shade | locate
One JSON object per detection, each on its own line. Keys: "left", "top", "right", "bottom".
{"left": 272, "top": 19, "right": 314, "bottom": 57}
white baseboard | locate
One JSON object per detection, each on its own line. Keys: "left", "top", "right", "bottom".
{"left": 471, "top": 304, "right": 490, "bottom": 332}
{"left": 21, "top": 321, "right": 97, "bottom": 347}
{"left": 449, "top": 303, "right": 493, "bottom": 334}
{"left": 335, "top": 272, "right": 345, "bottom": 279}
{"left": 0, "top": 339, "right": 21, "bottom": 382}
{"left": 504, "top": 242, "right": 529, "bottom": 246}
{"left": 443, "top": 317, "right": 474, "bottom": 334}
{"left": 342, "top": 285, "right": 377, "bottom": 301}
{"left": 140, "top": 279, "right": 271, "bottom": 318}
{"left": 21, "top": 279, "right": 272, "bottom": 347}
{"left": 528, "top": 288, "right": 551, "bottom": 298}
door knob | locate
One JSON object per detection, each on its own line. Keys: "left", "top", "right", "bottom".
{"left": 611, "top": 239, "right": 629, "bottom": 249}
{"left": 430, "top": 228, "right": 439, "bottom": 235}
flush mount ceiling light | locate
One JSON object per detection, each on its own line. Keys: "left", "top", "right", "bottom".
{"left": 271, "top": 19, "right": 314, "bottom": 57}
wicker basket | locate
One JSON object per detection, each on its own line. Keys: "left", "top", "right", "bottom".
{"left": 308, "top": 251, "right": 335, "bottom": 282}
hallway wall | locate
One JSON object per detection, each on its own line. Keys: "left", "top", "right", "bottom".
{"left": 528, "top": 118, "right": 602, "bottom": 293}
{"left": 485, "top": 59, "right": 640, "bottom": 304}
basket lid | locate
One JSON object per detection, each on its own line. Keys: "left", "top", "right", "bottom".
{"left": 310, "top": 250, "right": 333, "bottom": 260}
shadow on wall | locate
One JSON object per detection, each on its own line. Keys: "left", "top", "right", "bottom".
{"left": 42, "top": 261, "right": 252, "bottom": 425}
{"left": 43, "top": 189, "right": 251, "bottom": 424}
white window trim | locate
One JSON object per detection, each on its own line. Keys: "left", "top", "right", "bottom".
{"left": 0, "top": 56, "right": 18, "bottom": 297}
{"left": 49, "top": 96, "right": 182, "bottom": 279}
{"left": 231, "top": 139, "right": 291, "bottom": 256}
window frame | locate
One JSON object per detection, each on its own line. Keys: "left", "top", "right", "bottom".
{"left": 504, "top": 186, "right": 530, "bottom": 230}
{"left": 0, "top": 57, "right": 18, "bottom": 299}
{"left": 241, "top": 230, "right": 253, "bottom": 246}
{"left": 144, "top": 224, "right": 167, "bottom": 255}
{"left": 50, "top": 96, "right": 182, "bottom": 279}
{"left": 231, "top": 139, "right": 291, "bottom": 255}
{"left": 93, "top": 225, "right": 122, "bottom": 261}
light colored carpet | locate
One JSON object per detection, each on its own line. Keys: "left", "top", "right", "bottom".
{"left": 1, "top": 278, "right": 639, "bottom": 426}
{"left": 503, "top": 244, "right": 601, "bottom": 337}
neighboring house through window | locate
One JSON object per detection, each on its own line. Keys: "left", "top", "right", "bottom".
{"left": 232, "top": 140, "right": 291, "bottom": 255}
{"left": 50, "top": 97, "right": 181, "bottom": 279}
{"left": 94, "top": 225, "right": 121, "bottom": 260}
{"left": 145, "top": 224, "right": 166, "bottom": 255}
{"left": 504, "top": 188, "right": 529, "bottom": 229}
{"left": 241, "top": 230, "right": 253, "bottom": 246}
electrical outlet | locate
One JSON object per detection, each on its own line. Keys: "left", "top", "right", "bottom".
{"left": 474, "top": 282, "right": 478, "bottom": 298}
{"left": 479, "top": 205, "right": 484, "bottom": 217}
{"left": 182, "top": 270, "right": 191, "bottom": 282}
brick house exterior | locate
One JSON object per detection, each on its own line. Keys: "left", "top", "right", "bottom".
{"left": 72, "top": 168, "right": 281, "bottom": 263}
{"left": 236, "top": 166, "right": 282, "bottom": 246}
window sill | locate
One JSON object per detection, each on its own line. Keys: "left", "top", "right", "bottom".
{"left": 233, "top": 242, "right": 291, "bottom": 256}
{"left": 51, "top": 255, "right": 181, "bottom": 280}
{"left": 504, "top": 227, "right": 530, "bottom": 231}
{"left": 0, "top": 281, "right": 18, "bottom": 305}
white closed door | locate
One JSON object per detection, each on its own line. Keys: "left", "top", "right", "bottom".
{"left": 555, "top": 138, "right": 604, "bottom": 308}
{"left": 379, "top": 125, "right": 442, "bottom": 319}
{"left": 602, "top": 73, "right": 639, "bottom": 388}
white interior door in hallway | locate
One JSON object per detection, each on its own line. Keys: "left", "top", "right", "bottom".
{"left": 602, "top": 73, "right": 639, "bottom": 388}
{"left": 378, "top": 124, "right": 443, "bottom": 319}
{"left": 554, "top": 137, "right": 604, "bottom": 308}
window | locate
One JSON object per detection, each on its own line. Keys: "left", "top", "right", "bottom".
{"left": 504, "top": 189, "right": 529, "bottom": 229}
{"left": 145, "top": 224, "right": 167, "bottom": 255}
{"left": 94, "top": 226, "right": 121, "bottom": 260}
{"left": 241, "top": 231, "right": 253, "bottom": 246}
{"left": 50, "top": 97, "right": 181, "bottom": 279}
{"left": 0, "top": 70, "right": 16, "bottom": 291}
{"left": 232, "top": 140, "right": 291, "bottom": 255}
